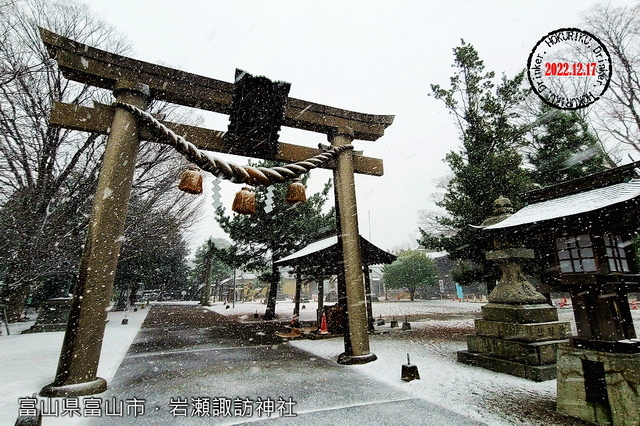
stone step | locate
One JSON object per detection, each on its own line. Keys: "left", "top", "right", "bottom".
{"left": 457, "top": 350, "right": 557, "bottom": 382}
{"left": 481, "top": 303, "right": 560, "bottom": 324}
{"left": 474, "top": 318, "right": 571, "bottom": 342}
{"left": 466, "top": 334, "right": 568, "bottom": 365}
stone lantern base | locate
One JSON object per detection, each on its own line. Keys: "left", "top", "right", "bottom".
{"left": 557, "top": 342, "right": 640, "bottom": 425}
{"left": 21, "top": 297, "right": 72, "bottom": 334}
{"left": 458, "top": 303, "right": 571, "bottom": 382}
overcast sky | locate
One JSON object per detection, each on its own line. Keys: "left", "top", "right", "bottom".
{"left": 84, "top": 0, "right": 635, "bottom": 253}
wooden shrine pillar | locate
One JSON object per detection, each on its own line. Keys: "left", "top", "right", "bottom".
{"left": 330, "top": 127, "right": 376, "bottom": 365}
{"left": 293, "top": 269, "right": 302, "bottom": 327}
{"left": 41, "top": 81, "right": 150, "bottom": 397}
{"left": 317, "top": 274, "right": 325, "bottom": 329}
{"left": 364, "top": 264, "right": 375, "bottom": 332}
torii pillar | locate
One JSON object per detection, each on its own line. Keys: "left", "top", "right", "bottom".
{"left": 40, "top": 81, "right": 150, "bottom": 397}
{"left": 331, "top": 127, "right": 376, "bottom": 364}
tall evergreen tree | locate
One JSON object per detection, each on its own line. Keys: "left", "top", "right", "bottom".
{"left": 113, "top": 204, "right": 191, "bottom": 309}
{"left": 527, "top": 103, "right": 607, "bottom": 187}
{"left": 215, "top": 160, "right": 335, "bottom": 320}
{"left": 419, "top": 40, "right": 532, "bottom": 286}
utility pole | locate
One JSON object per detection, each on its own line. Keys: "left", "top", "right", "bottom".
{"left": 232, "top": 267, "right": 236, "bottom": 308}
{"left": 201, "top": 240, "right": 213, "bottom": 306}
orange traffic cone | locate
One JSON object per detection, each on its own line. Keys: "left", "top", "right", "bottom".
{"left": 319, "top": 312, "right": 329, "bottom": 335}
{"left": 290, "top": 314, "right": 299, "bottom": 328}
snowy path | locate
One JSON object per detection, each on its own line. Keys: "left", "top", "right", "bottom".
{"left": 1, "top": 299, "right": 628, "bottom": 425}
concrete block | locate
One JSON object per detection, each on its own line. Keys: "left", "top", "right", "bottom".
{"left": 457, "top": 350, "right": 557, "bottom": 381}
{"left": 556, "top": 401, "right": 598, "bottom": 424}
{"left": 466, "top": 334, "right": 566, "bottom": 365}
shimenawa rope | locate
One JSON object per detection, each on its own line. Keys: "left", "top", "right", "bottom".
{"left": 113, "top": 101, "right": 353, "bottom": 186}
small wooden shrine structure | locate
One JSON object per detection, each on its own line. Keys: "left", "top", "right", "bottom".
{"left": 275, "top": 235, "right": 396, "bottom": 332}
{"left": 482, "top": 162, "right": 640, "bottom": 424}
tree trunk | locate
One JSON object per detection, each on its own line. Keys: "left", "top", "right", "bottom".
{"left": 114, "top": 287, "right": 128, "bottom": 311}
{"left": 264, "top": 262, "right": 279, "bottom": 320}
{"left": 129, "top": 282, "right": 140, "bottom": 305}
{"left": 410, "top": 288, "right": 416, "bottom": 302}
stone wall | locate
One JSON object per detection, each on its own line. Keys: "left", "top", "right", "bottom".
{"left": 557, "top": 343, "right": 640, "bottom": 425}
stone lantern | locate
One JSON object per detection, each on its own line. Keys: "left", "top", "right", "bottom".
{"left": 457, "top": 196, "right": 571, "bottom": 382}
{"left": 471, "top": 163, "right": 640, "bottom": 425}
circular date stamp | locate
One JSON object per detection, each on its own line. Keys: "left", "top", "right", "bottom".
{"left": 527, "top": 28, "right": 612, "bottom": 110}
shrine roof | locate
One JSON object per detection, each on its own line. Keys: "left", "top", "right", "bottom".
{"left": 484, "top": 179, "right": 640, "bottom": 230}
{"left": 274, "top": 235, "right": 396, "bottom": 270}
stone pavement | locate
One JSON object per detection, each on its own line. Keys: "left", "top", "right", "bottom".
{"left": 87, "top": 304, "right": 485, "bottom": 425}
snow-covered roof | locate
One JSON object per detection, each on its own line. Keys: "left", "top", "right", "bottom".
{"left": 485, "top": 179, "right": 640, "bottom": 230}
{"left": 425, "top": 251, "right": 448, "bottom": 259}
{"left": 274, "top": 235, "right": 396, "bottom": 269}
{"left": 275, "top": 236, "right": 338, "bottom": 264}
{"left": 238, "top": 272, "right": 257, "bottom": 280}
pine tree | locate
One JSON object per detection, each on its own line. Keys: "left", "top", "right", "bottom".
{"left": 215, "top": 160, "right": 335, "bottom": 320}
{"left": 527, "top": 103, "right": 606, "bottom": 187}
{"left": 419, "top": 40, "right": 532, "bottom": 286}
{"left": 189, "top": 238, "right": 232, "bottom": 304}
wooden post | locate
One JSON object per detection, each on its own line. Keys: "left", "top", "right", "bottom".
{"left": 364, "top": 264, "right": 375, "bottom": 332}
{"left": 317, "top": 275, "right": 324, "bottom": 328}
{"left": 293, "top": 270, "right": 302, "bottom": 327}
{"left": 41, "top": 81, "right": 150, "bottom": 397}
{"left": 330, "top": 127, "right": 376, "bottom": 365}
{"left": 333, "top": 177, "right": 352, "bottom": 353}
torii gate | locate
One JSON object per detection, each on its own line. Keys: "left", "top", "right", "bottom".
{"left": 37, "top": 28, "right": 394, "bottom": 397}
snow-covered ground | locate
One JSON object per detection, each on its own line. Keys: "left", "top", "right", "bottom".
{"left": 207, "top": 298, "right": 485, "bottom": 322}
{"left": 0, "top": 298, "right": 629, "bottom": 425}
{"left": 0, "top": 306, "right": 150, "bottom": 426}
{"left": 208, "top": 299, "right": 616, "bottom": 425}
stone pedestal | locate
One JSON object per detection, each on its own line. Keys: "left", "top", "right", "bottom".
{"left": 458, "top": 303, "right": 570, "bottom": 381}
{"left": 22, "top": 297, "right": 72, "bottom": 334}
{"left": 557, "top": 343, "right": 640, "bottom": 425}
{"left": 458, "top": 196, "right": 571, "bottom": 381}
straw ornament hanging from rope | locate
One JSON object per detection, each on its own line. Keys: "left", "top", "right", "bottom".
{"left": 285, "top": 178, "right": 306, "bottom": 205}
{"left": 178, "top": 165, "right": 203, "bottom": 194}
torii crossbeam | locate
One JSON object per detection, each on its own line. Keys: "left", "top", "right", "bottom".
{"left": 38, "top": 28, "right": 394, "bottom": 397}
